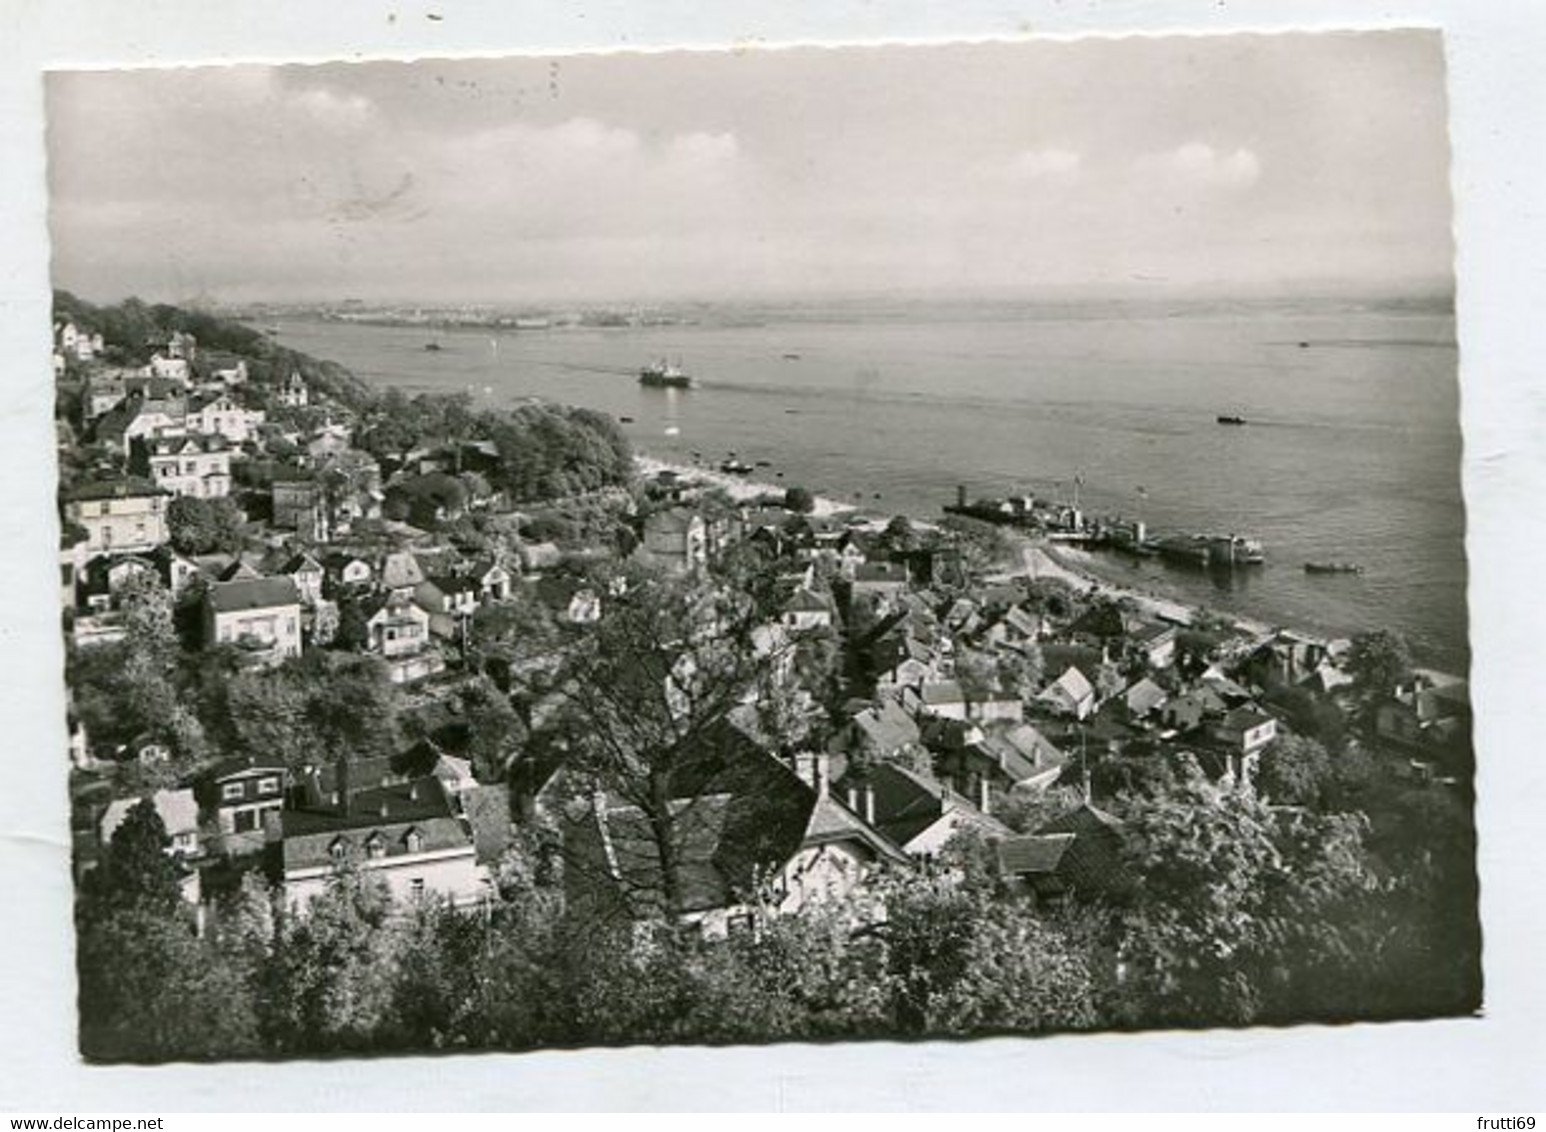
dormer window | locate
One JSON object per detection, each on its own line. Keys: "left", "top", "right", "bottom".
{"left": 404, "top": 828, "right": 423, "bottom": 854}
{"left": 329, "top": 837, "right": 348, "bottom": 861}
{"left": 365, "top": 833, "right": 387, "bottom": 860}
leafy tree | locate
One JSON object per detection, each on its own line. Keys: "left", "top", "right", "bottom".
{"left": 388, "top": 897, "right": 495, "bottom": 1050}
{"left": 880, "top": 514, "right": 918, "bottom": 555}
{"left": 1345, "top": 629, "right": 1415, "bottom": 703}
{"left": 90, "top": 797, "right": 184, "bottom": 914}
{"left": 540, "top": 566, "right": 794, "bottom": 918}
{"left": 333, "top": 597, "right": 371, "bottom": 652}
{"left": 1255, "top": 733, "right": 1335, "bottom": 807}
{"left": 880, "top": 877, "right": 1098, "bottom": 1035}
{"left": 384, "top": 472, "right": 468, "bottom": 527}
{"left": 1262, "top": 682, "right": 1347, "bottom": 750}
{"left": 783, "top": 485, "right": 817, "bottom": 514}
{"left": 995, "top": 642, "right": 1046, "bottom": 700}
{"left": 300, "top": 652, "right": 402, "bottom": 765}
{"left": 459, "top": 676, "right": 522, "bottom": 782}
{"left": 1023, "top": 577, "right": 1078, "bottom": 619}
{"left": 166, "top": 495, "right": 247, "bottom": 555}
{"left": 1110, "top": 764, "right": 1373, "bottom": 1027}
{"left": 259, "top": 863, "right": 398, "bottom": 1053}
{"left": 77, "top": 904, "right": 262, "bottom": 1061}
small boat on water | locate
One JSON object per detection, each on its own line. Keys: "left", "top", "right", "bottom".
{"left": 1216, "top": 414, "right": 1247, "bottom": 426}
{"left": 639, "top": 359, "right": 693, "bottom": 388}
{"left": 618, "top": 415, "right": 635, "bottom": 424}
{"left": 782, "top": 352, "right": 802, "bottom": 361}
{"left": 720, "top": 459, "right": 754, "bottom": 475}
{"left": 424, "top": 342, "right": 444, "bottom": 352}
{"left": 1305, "top": 562, "right": 1363, "bottom": 575}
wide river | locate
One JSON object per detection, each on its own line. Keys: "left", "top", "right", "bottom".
{"left": 269, "top": 294, "right": 1467, "bottom": 671}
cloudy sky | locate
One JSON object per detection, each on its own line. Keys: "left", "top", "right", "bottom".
{"left": 46, "top": 31, "right": 1454, "bottom": 305}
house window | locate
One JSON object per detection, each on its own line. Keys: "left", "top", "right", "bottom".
{"left": 330, "top": 839, "right": 347, "bottom": 861}
{"left": 366, "top": 837, "right": 386, "bottom": 861}
{"left": 257, "top": 776, "right": 280, "bottom": 796}
{"left": 405, "top": 829, "right": 423, "bottom": 854}
{"left": 410, "top": 878, "right": 425, "bottom": 897}
{"left": 727, "top": 911, "right": 755, "bottom": 937}
{"left": 233, "top": 809, "right": 258, "bottom": 834}
{"left": 221, "top": 782, "right": 245, "bottom": 801}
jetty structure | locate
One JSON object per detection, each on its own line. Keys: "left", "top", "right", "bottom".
{"left": 942, "top": 483, "right": 1265, "bottom": 568}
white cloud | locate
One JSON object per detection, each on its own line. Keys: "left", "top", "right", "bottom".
{"left": 1138, "top": 143, "right": 1261, "bottom": 189}
{"left": 292, "top": 87, "right": 374, "bottom": 128}
{"left": 667, "top": 130, "right": 740, "bottom": 168}
{"left": 1009, "top": 147, "right": 1082, "bottom": 181}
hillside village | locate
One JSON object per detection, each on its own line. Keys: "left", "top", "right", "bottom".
{"left": 55, "top": 296, "right": 1480, "bottom": 1058}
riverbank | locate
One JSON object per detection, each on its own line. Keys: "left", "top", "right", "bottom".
{"left": 989, "top": 536, "right": 1284, "bottom": 643}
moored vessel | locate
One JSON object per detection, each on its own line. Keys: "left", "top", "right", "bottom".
{"left": 639, "top": 359, "right": 693, "bottom": 388}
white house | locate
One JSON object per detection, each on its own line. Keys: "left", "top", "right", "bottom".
{"left": 100, "top": 789, "right": 200, "bottom": 858}
{"left": 140, "top": 433, "right": 232, "bottom": 499}
{"left": 1036, "top": 666, "right": 1098, "bottom": 720}
{"left": 280, "top": 778, "right": 487, "bottom": 909}
{"left": 203, "top": 577, "right": 303, "bottom": 664}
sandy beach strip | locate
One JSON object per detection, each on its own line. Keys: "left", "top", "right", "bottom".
{"left": 634, "top": 453, "right": 857, "bottom": 519}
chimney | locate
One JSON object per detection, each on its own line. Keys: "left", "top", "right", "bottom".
{"left": 379, "top": 799, "right": 390, "bottom": 819}
{"left": 863, "top": 784, "right": 875, "bottom": 825}
{"left": 846, "top": 785, "right": 859, "bottom": 811}
{"left": 956, "top": 484, "right": 967, "bottom": 509}
{"left": 812, "top": 753, "right": 830, "bottom": 798}
{"left": 978, "top": 777, "right": 991, "bottom": 815}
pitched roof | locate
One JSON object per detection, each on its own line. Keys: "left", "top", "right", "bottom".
{"left": 100, "top": 789, "right": 198, "bottom": 844}
{"left": 205, "top": 576, "right": 300, "bottom": 613}
{"left": 920, "top": 680, "right": 968, "bottom": 706}
{"left": 564, "top": 721, "right": 904, "bottom": 919}
{"left": 464, "top": 783, "right": 513, "bottom": 865}
{"left": 853, "top": 561, "right": 908, "bottom": 584}
{"left": 996, "top": 832, "right": 1075, "bottom": 876}
{"left": 646, "top": 507, "right": 704, "bottom": 534}
{"left": 1034, "top": 803, "right": 1129, "bottom": 894}
{"left": 66, "top": 477, "right": 167, "bottom": 502}
{"left": 282, "top": 812, "right": 472, "bottom": 873}
{"left": 841, "top": 762, "right": 948, "bottom": 849}
{"left": 849, "top": 699, "right": 921, "bottom": 754}
{"left": 1043, "top": 666, "right": 1096, "bottom": 704}
{"left": 784, "top": 587, "right": 831, "bottom": 614}
{"left": 1220, "top": 705, "right": 1276, "bottom": 730}
{"left": 1132, "top": 621, "right": 1177, "bottom": 646}
{"left": 380, "top": 551, "right": 425, "bottom": 590}
{"left": 1123, "top": 678, "right": 1169, "bottom": 717}
{"left": 972, "top": 723, "right": 1065, "bottom": 783}
{"left": 144, "top": 432, "right": 228, "bottom": 456}
{"left": 280, "top": 552, "right": 323, "bottom": 575}
{"left": 1070, "top": 603, "right": 1129, "bottom": 640}
{"left": 204, "top": 754, "right": 288, "bottom": 782}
